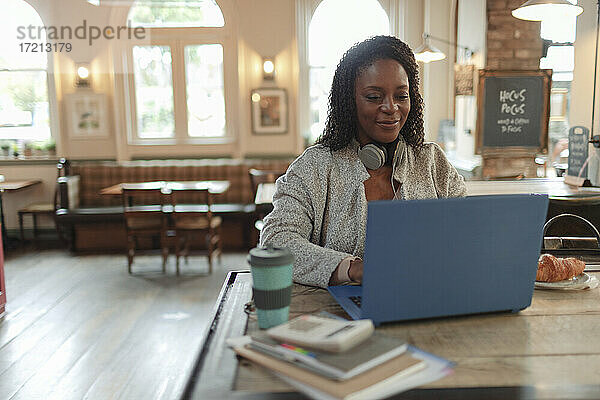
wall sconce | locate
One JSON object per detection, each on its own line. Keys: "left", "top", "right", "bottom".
{"left": 263, "top": 57, "right": 275, "bottom": 80}
{"left": 414, "top": 33, "right": 475, "bottom": 64}
{"left": 75, "top": 63, "right": 91, "bottom": 88}
{"left": 414, "top": 36, "right": 446, "bottom": 63}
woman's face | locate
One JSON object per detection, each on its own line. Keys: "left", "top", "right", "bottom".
{"left": 354, "top": 59, "right": 411, "bottom": 145}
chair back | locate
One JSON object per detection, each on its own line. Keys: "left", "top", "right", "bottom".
{"left": 57, "top": 158, "right": 71, "bottom": 177}
{"left": 122, "top": 181, "right": 166, "bottom": 203}
{"left": 248, "top": 168, "right": 285, "bottom": 199}
{"left": 167, "top": 186, "right": 222, "bottom": 274}
{"left": 169, "top": 187, "right": 213, "bottom": 219}
{"left": 121, "top": 185, "right": 166, "bottom": 230}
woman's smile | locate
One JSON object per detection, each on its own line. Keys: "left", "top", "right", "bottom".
{"left": 376, "top": 119, "right": 400, "bottom": 129}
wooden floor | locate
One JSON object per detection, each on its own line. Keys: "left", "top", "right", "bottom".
{"left": 0, "top": 248, "right": 248, "bottom": 399}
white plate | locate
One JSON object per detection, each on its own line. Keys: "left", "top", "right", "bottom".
{"left": 535, "top": 273, "right": 598, "bottom": 290}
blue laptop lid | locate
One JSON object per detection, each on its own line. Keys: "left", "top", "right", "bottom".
{"left": 361, "top": 194, "right": 549, "bottom": 325}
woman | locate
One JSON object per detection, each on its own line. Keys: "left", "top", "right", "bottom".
{"left": 260, "top": 36, "right": 466, "bottom": 288}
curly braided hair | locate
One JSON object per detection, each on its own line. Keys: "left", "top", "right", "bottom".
{"left": 316, "top": 35, "right": 425, "bottom": 151}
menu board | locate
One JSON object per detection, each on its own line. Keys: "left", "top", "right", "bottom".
{"left": 476, "top": 70, "right": 551, "bottom": 154}
{"left": 567, "top": 126, "right": 589, "bottom": 179}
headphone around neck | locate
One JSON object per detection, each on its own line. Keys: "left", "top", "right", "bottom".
{"left": 358, "top": 143, "right": 388, "bottom": 170}
{"left": 358, "top": 138, "right": 403, "bottom": 170}
{"left": 358, "top": 138, "right": 403, "bottom": 199}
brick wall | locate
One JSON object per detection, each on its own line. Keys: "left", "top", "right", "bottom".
{"left": 483, "top": 0, "right": 544, "bottom": 178}
{"left": 487, "top": 0, "right": 543, "bottom": 69}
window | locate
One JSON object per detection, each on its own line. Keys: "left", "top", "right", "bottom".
{"left": 132, "top": 45, "right": 175, "bottom": 138}
{"left": 539, "top": 12, "right": 576, "bottom": 82}
{"left": 128, "top": 0, "right": 224, "bottom": 28}
{"left": 126, "top": 0, "right": 227, "bottom": 143}
{"left": 540, "top": 45, "right": 574, "bottom": 82}
{"left": 301, "top": 0, "right": 391, "bottom": 144}
{"left": 538, "top": 1, "right": 578, "bottom": 163}
{"left": 185, "top": 44, "right": 225, "bottom": 137}
{"left": 0, "top": 0, "right": 52, "bottom": 144}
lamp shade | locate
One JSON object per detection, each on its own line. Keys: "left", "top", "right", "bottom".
{"left": 512, "top": 0, "right": 583, "bottom": 21}
{"left": 414, "top": 41, "right": 446, "bottom": 63}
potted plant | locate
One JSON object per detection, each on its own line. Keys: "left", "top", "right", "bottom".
{"left": 31, "top": 141, "right": 47, "bottom": 157}
{"left": 23, "top": 141, "right": 33, "bottom": 157}
{"left": 44, "top": 139, "right": 56, "bottom": 156}
{"left": 0, "top": 141, "right": 10, "bottom": 157}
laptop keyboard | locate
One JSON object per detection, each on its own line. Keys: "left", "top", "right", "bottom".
{"left": 349, "top": 296, "right": 362, "bottom": 308}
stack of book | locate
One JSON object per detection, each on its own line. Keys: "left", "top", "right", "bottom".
{"left": 227, "top": 323, "right": 453, "bottom": 400}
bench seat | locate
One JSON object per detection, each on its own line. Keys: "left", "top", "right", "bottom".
{"left": 52, "top": 158, "right": 287, "bottom": 254}
{"left": 56, "top": 206, "right": 257, "bottom": 252}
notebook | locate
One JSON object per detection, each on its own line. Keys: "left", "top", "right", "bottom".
{"left": 249, "top": 330, "right": 408, "bottom": 380}
{"left": 231, "top": 342, "right": 425, "bottom": 400}
{"left": 328, "top": 194, "right": 549, "bottom": 325}
{"left": 227, "top": 335, "right": 454, "bottom": 400}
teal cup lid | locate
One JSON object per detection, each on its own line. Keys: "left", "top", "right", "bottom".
{"left": 248, "top": 245, "right": 294, "bottom": 267}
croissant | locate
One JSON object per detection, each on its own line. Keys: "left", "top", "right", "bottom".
{"left": 537, "top": 254, "right": 585, "bottom": 282}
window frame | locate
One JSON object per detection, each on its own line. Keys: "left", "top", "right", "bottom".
{"left": 0, "top": 0, "right": 57, "bottom": 146}
{"left": 123, "top": 18, "right": 234, "bottom": 145}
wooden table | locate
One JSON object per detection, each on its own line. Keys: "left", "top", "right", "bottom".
{"left": 255, "top": 183, "right": 276, "bottom": 221}
{"left": 0, "top": 180, "right": 42, "bottom": 192}
{"left": 255, "top": 178, "right": 600, "bottom": 205}
{"left": 183, "top": 271, "right": 600, "bottom": 399}
{"left": 255, "top": 182, "right": 277, "bottom": 205}
{"left": 0, "top": 179, "right": 42, "bottom": 249}
{"left": 465, "top": 177, "right": 600, "bottom": 199}
{"left": 99, "top": 180, "right": 230, "bottom": 196}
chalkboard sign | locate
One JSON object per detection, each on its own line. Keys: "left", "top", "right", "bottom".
{"left": 476, "top": 70, "right": 551, "bottom": 154}
{"left": 567, "top": 126, "right": 589, "bottom": 179}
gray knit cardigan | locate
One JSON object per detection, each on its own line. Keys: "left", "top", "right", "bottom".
{"left": 259, "top": 138, "right": 467, "bottom": 288}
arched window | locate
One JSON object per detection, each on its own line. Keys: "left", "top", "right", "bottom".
{"left": 128, "top": 0, "right": 224, "bottom": 28}
{"left": 125, "top": 0, "right": 228, "bottom": 141}
{"left": 0, "top": 0, "right": 52, "bottom": 148}
{"left": 306, "top": 0, "right": 389, "bottom": 144}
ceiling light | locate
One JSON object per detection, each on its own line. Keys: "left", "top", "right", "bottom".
{"left": 512, "top": 0, "right": 583, "bottom": 21}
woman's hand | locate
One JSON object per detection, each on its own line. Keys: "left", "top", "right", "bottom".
{"left": 348, "top": 259, "right": 364, "bottom": 283}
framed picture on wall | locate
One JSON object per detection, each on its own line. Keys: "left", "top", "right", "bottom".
{"left": 251, "top": 88, "right": 287, "bottom": 134}
{"left": 65, "top": 92, "right": 108, "bottom": 138}
{"left": 454, "top": 64, "right": 475, "bottom": 96}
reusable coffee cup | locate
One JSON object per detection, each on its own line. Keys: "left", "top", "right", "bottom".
{"left": 248, "top": 245, "right": 294, "bottom": 329}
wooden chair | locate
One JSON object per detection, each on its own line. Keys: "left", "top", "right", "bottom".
{"left": 122, "top": 184, "right": 169, "bottom": 274}
{"left": 18, "top": 158, "right": 71, "bottom": 246}
{"left": 169, "top": 187, "right": 222, "bottom": 275}
{"left": 248, "top": 168, "right": 285, "bottom": 236}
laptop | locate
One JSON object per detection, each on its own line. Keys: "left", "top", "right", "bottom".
{"left": 328, "top": 194, "right": 549, "bottom": 325}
